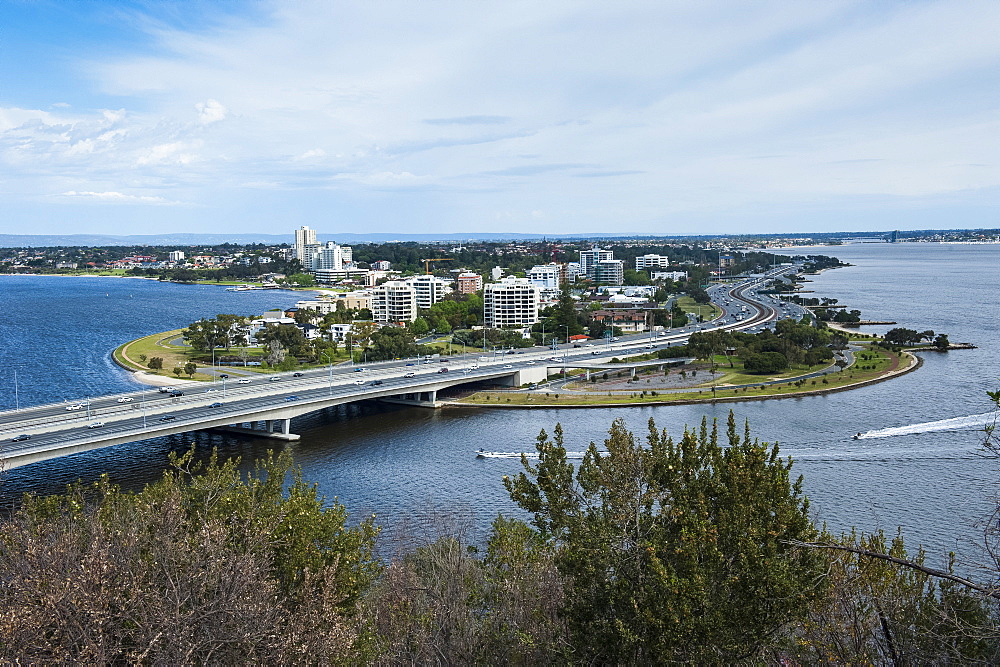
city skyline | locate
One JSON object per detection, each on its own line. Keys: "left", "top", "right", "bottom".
{"left": 2, "top": 0, "right": 998, "bottom": 237}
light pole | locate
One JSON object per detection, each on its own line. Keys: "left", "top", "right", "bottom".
{"left": 563, "top": 325, "right": 569, "bottom": 377}
{"left": 321, "top": 350, "right": 334, "bottom": 395}
{"left": 141, "top": 386, "right": 147, "bottom": 428}
{"left": 13, "top": 369, "right": 18, "bottom": 412}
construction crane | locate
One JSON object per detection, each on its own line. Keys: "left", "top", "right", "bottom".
{"left": 421, "top": 258, "right": 454, "bottom": 274}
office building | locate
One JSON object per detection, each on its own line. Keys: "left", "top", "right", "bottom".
{"left": 579, "top": 247, "right": 614, "bottom": 278}
{"left": 456, "top": 272, "right": 483, "bottom": 294}
{"left": 635, "top": 254, "right": 670, "bottom": 270}
{"left": 593, "top": 259, "right": 625, "bottom": 285}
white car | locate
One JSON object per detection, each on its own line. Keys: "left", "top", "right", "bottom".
{"left": 354, "top": 379, "right": 366, "bottom": 385}
{"left": 116, "top": 397, "right": 133, "bottom": 403}
{"left": 503, "top": 364, "right": 513, "bottom": 369}
{"left": 66, "top": 404, "right": 83, "bottom": 411}
{"left": 404, "top": 372, "right": 415, "bottom": 378}
{"left": 87, "top": 421, "right": 105, "bottom": 429}
{"left": 526, "top": 360, "right": 536, "bottom": 365}
{"left": 236, "top": 378, "right": 252, "bottom": 384}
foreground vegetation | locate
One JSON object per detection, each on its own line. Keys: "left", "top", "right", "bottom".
{"left": 1, "top": 413, "right": 996, "bottom": 663}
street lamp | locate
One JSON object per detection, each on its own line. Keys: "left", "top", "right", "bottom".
{"left": 321, "top": 350, "right": 334, "bottom": 395}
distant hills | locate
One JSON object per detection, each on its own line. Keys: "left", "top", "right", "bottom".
{"left": 0, "top": 231, "right": 641, "bottom": 247}
{"left": 1, "top": 229, "right": 990, "bottom": 248}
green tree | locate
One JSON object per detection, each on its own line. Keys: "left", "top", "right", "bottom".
{"left": 500, "top": 415, "right": 825, "bottom": 662}
{"left": 184, "top": 361, "right": 197, "bottom": 377}
{"left": 934, "top": 333, "right": 950, "bottom": 350}
{"left": 743, "top": 351, "right": 788, "bottom": 374}
{"left": 172, "top": 367, "right": 184, "bottom": 378}
{"left": 147, "top": 357, "right": 163, "bottom": 370}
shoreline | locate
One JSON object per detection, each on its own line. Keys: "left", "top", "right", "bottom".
{"left": 446, "top": 351, "right": 923, "bottom": 409}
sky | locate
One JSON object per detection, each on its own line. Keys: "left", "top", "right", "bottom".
{"left": 0, "top": 0, "right": 997, "bottom": 238}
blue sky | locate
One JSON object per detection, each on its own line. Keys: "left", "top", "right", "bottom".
{"left": 1, "top": 0, "right": 997, "bottom": 237}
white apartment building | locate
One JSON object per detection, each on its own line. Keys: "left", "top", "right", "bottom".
{"left": 293, "top": 226, "right": 317, "bottom": 261}
{"left": 370, "top": 280, "right": 418, "bottom": 323}
{"left": 651, "top": 270, "right": 688, "bottom": 282}
{"left": 527, "top": 263, "right": 562, "bottom": 289}
{"left": 635, "top": 254, "right": 670, "bottom": 270}
{"left": 579, "top": 247, "right": 613, "bottom": 278}
{"left": 484, "top": 277, "right": 540, "bottom": 328}
{"left": 168, "top": 250, "right": 186, "bottom": 262}
{"left": 566, "top": 262, "right": 582, "bottom": 282}
{"left": 371, "top": 260, "right": 391, "bottom": 271}
{"left": 593, "top": 259, "right": 625, "bottom": 285}
{"left": 403, "top": 274, "right": 453, "bottom": 309}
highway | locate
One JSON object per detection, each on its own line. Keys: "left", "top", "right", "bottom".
{"left": 0, "top": 265, "right": 802, "bottom": 469}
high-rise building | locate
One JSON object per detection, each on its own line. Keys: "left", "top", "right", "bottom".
{"left": 455, "top": 272, "right": 483, "bottom": 294}
{"left": 402, "top": 274, "right": 453, "bottom": 309}
{"left": 579, "top": 247, "right": 614, "bottom": 278}
{"left": 370, "top": 280, "right": 418, "bottom": 323}
{"left": 527, "top": 263, "right": 561, "bottom": 289}
{"left": 593, "top": 259, "right": 624, "bottom": 285}
{"left": 168, "top": 250, "right": 186, "bottom": 262}
{"left": 293, "top": 226, "right": 317, "bottom": 262}
{"left": 484, "top": 277, "right": 540, "bottom": 328}
{"left": 635, "top": 254, "right": 669, "bottom": 270}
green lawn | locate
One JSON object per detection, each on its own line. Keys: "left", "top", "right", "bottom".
{"left": 675, "top": 296, "right": 722, "bottom": 321}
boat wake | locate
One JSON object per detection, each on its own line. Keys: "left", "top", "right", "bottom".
{"left": 858, "top": 411, "right": 999, "bottom": 439}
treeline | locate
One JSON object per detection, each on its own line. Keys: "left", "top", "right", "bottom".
{"left": 1, "top": 415, "right": 996, "bottom": 663}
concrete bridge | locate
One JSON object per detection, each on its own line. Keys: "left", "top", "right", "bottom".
{"left": 0, "top": 267, "right": 801, "bottom": 470}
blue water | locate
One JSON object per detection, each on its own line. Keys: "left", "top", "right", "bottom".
{"left": 1, "top": 246, "right": 999, "bottom": 567}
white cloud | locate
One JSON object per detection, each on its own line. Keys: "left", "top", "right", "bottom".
{"left": 195, "top": 99, "right": 227, "bottom": 124}
{"left": 2, "top": 0, "right": 999, "bottom": 233}
{"left": 55, "top": 191, "right": 180, "bottom": 205}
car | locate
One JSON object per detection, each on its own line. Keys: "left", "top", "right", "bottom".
{"left": 168, "top": 390, "right": 184, "bottom": 397}
{"left": 158, "top": 415, "right": 176, "bottom": 422}
{"left": 404, "top": 372, "right": 415, "bottom": 378}
{"left": 87, "top": 421, "right": 105, "bottom": 429}
{"left": 219, "top": 374, "right": 229, "bottom": 379}
{"left": 66, "top": 403, "right": 83, "bottom": 411}
{"left": 116, "top": 396, "right": 133, "bottom": 403}
{"left": 269, "top": 376, "right": 280, "bottom": 382}
{"left": 354, "top": 367, "right": 368, "bottom": 372}
{"left": 10, "top": 434, "right": 30, "bottom": 442}
{"left": 591, "top": 350, "right": 601, "bottom": 355}
{"left": 369, "top": 380, "right": 383, "bottom": 386}
{"left": 470, "top": 364, "right": 480, "bottom": 369}
{"left": 284, "top": 395, "right": 300, "bottom": 401}
{"left": 503, "top": 364, "right": 513, "bottom": 369}
{"left": 158, "top": 387, "right": 176, "bottom": 394}
{"left": 204, "top": 389, "right": 216, "bottom": 393}
{"left": 292, "top": 372, "right": 304, "bottom": 377}
{"left": 526, "top": 360, "right": 536, "bottom": 365}
{"left": 405, "top": 363, "right": 416, "bottom": 366}
{"left": 208, "top": 402, "right": 224, "bottom": 408}
{"left": 611, "top": 337, "right": 619, "bottom": 342}
{"left": 438, "top": 368, "right": 449, "bottom": 373}
{"left": 236, "top": 378, "right": 251, "bottom": 384}
{"left": 354, "top": 379, "right": 366, "bottom": 385}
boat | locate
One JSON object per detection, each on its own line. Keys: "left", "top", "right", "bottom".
{"left": 852, "top": 432, "right": 862, "bottom": 440}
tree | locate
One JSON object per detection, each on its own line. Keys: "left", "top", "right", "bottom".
{"left": 934, "top": 333, "right": 950, "bottom": 350}
{"left": 500, "top": 415, "right": 825, "bottom": 662}
{"left": 172, "top": 367, "right": 184, "bottom": 378}
{"left": 743, "top": 351, "right": 788, "bottom": 374}
{"left": 147, "top": 357, "right": 163, "bottom": 370}
{"left": 184, "top": 361, "right": 197, "bottom": 378}
{"left": 884, "top": 328, "right": 923, "bottom": 346}
{"left": 0, "top": 449, "right": 380, "bottom": 663}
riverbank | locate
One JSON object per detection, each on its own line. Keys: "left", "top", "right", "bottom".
{"left": 450, "top": 346, "right": 922, "bottom": 408}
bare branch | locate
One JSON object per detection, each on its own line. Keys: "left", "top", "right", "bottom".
{"left": 786, "top": 539, "right": 1000, "bottom": 600}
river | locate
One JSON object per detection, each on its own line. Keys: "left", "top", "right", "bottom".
{"left": 1, "top": 245, "right": 999, "bottom": 567}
